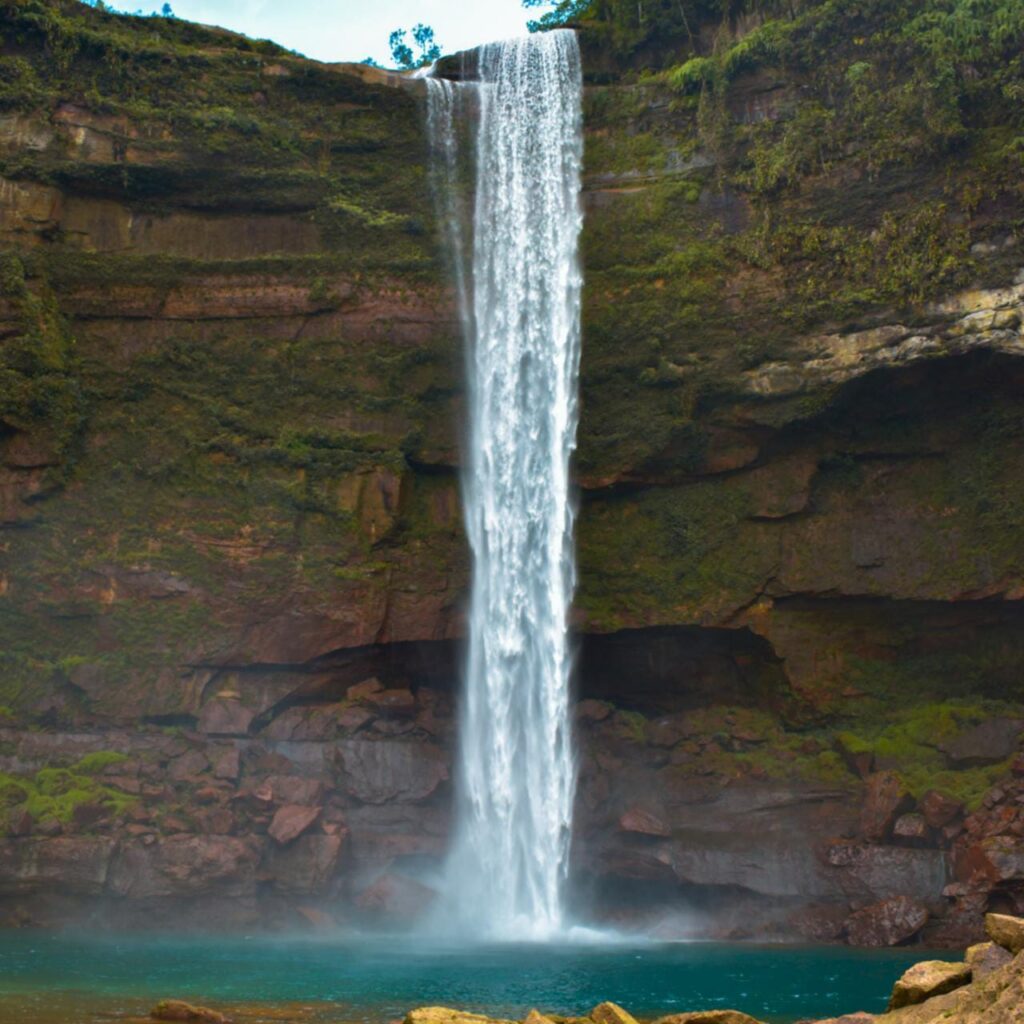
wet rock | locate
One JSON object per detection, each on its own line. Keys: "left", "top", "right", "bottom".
{"left": 268, "top": 803, "right": 321, "bottom": 845}
{"left": 919, "top": 790, "right": 963, "bottom": 829}
{"left": 150, "top": 1000, "right": 230, "bottom": 1023}
{"left": 108, "top": 835, "right": 260, "bottom": 898}
{"left": 986, "top": 911, "right": 1024, "bottom": 953}
{"left": 965, "top": 940, "right": 1013, "bottom": 978}
{"left": 788, "top": 903, "right": 848, "bottom": 942}
{"left": 591, "top": 1003, "right": 640, "bottom": 1024}
{"left": 338, "top": 739, "right": 448, "bottom": 804}
{"left": 860, "top": 772, "right": 914, "bottom": 841}
{"left": 845, "top": 896, "right": 928, "bottom": 946}
{"left": 354, "top": 872, "right": 435, "bottom": 920}
{"left": 940, "top": 719, "right": 1023, "bottom": 766}
{"left": 887, "top": 959, "right": 971, "bottom": 1009}
{"left": 263, "top": 833, "right": 342, "bottom": 894}
{"left": 618, "top": 807, "right": 670, "bottom": 837}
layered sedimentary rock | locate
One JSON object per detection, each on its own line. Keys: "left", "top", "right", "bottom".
{"left": 1, "top": 1, "right": 1024, "bottom": 938}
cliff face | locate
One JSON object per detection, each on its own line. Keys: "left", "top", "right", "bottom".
{"left": 1, "top": 0, "right": 1024, "bottom": 942}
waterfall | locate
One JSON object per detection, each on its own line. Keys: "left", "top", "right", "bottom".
{"left": 425, "top": 30, "right": 584, "bottom": 940}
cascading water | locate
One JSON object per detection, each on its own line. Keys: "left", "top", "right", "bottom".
{"left": 424, "top": 30, "right": 584, "bottom": 940}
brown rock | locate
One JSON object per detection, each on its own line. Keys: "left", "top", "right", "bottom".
{"left": 7, "top": 808, "right": 32, "bottom": 837}
{"left": 893, "top": 813, "right": 929, "bottom": 844}
{"left": 263, "top": 834, "right": 342, "bottom": 894}
{"left": 168, "top": 750, "right": 209, "bottom": 781}
{"left": 405, "top": 1010, "right": 513, "bottom": 1024}
{"left": 150, "top": 1000, "right": 229, "bottom": 1023}
{"left": 789, "top": 904, "right": 848, "bottom": 942}
{"left": 355, "top": 873, "right": 435, "bottom": 920}
{"left": 523, "top": 1012, "right": 555, "bottom": 1024}
{"left": 348, "top": 678, "right": 384, "bottom": 701}
{"left": 860, "top": 772, "right": 914, "bottom": 841}
{"left": 940, "top": 718, "right": 1023, "bottom": 766}
{"left": 652, "top": 1013, "right": 764, "bottom": 1024}
{"left": 986, "top": 911, "right": 1024, "bottom": 953}
{"left": 71, "top": 801, "right": 109, "bottom": 829}
{"left": 618, "top": 807, "right": 671, "bottom": 837}
{"left": 591, "top": 1003, "right": 640, "bottom": 1024}
{"left": 268, "top": 804, "right": 321, "bottom": 845}
{"left": 367, "top": 688, "right": 417, "bottom": 716}
{"left": 887, "top": 959, "right": 971, "bottom": 1009}
{"left": 919, "top": 790, "right": 963, "bottom": 829}
{"left": 846, "top": 896, "right": 928, "bottom": 947}
{"left": 575, "top": 700, "right": 612, "bottom": 723}
{"left": 198, "top": 699, "right": 255, "bottom": 737}
{"left": 212, "top": 748, "right": 240, "bottom": 781}
{"left": 338, "top": 739, "right": 448, "bottom": 804}
{"left": 965, "top": 940, "right": 1013, "bottom": 978}
{"left": 266, "top": 774, "right": 325, "bottom": 806}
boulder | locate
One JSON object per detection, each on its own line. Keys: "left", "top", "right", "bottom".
{"left": 965, "top": 940, "right": 1013, "bottom": 979}
{"left": 940, "top": 719, "right": 1023, "bottom": 766}
{"left": 652, "top": 1013, "right": 764, "bottom": 1024}
{"left": 845, "top": 896, "right": 928, "bottom": 947}
{"left": 919, "top": 790, "right": 963, "bottom": 829}
{"left": 859, "top": 772, "right": 914, "bottom": 841}
{"left": 268, "top": 804, "right": 321, "bottom": 845}
{"left": 892, "top": 813, "right": 929, "bottom": 844}
{"left": 591, "top": 1003, "right": 640, "bottom": 1024}
{"left": 618, "top": 807, "right": 671, "bottom": 837}
{"left": 788, "top": 903, "right": 848, "bottom": 942}
{"left": 150, "top": 1000, "right": 229, "bottom": 1023}
{"left": 263, "top": 834, "right": 342, "bottom": 894}
{"left": 887, "top": 960, "right": 971, "bottom": 1009}
{"left": 986, "top": 911, "right": 1024, "bottom": 953}
{"left": 523, "top": 1013, "right": 555, "bottom": 1024}
{"left": 338, "top": 739, "right": 448, "bottom": 804}
{"left": 406, "top": 1010, "right": 513, "bottom": 1024}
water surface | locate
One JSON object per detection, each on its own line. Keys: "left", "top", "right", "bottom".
{"left": 0, "top": 933, "right": 944, "bottom": 1023}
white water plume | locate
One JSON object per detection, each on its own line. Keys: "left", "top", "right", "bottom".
{"left": 424, "top": 30, "right": 584, "bottom": 940}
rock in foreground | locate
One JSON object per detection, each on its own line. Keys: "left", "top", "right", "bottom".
{"left": 886, "top": 960, "right": 971, "bottom": 1009}
{"left": 150, "top": 1000, "right": 230, "bottom": 1023}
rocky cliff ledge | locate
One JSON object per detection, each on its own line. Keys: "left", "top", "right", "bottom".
{"left": 1, "top": 0, "right": 1024, "bottom": 939}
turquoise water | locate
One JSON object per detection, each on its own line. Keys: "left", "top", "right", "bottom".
{"left": 0, "top": 933, "right": 942, "bottom": 1023}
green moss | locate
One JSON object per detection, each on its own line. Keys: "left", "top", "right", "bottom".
{"left": 0, "top": 763, "right": 136, "bottom": 825}
{"left": 836, "top": 700, "right": 1023, "bottom": 809}
{"left": 74, "top": 751, "right": 129, "bottom": 774}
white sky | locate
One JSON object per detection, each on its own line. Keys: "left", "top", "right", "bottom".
{"left": 107, "top": 0, "right": 537, "bottom": 66}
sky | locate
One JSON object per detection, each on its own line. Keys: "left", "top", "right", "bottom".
{"left": 108, "top": 1, "right": 537, "bottom": 66}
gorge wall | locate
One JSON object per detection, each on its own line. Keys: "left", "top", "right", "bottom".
{"left": 1, "top": 0, "right": 1024, "bottom": 944}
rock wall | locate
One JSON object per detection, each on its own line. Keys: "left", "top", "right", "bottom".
{"left": 1, "top": 1, "right": 1024, "bottom": 941}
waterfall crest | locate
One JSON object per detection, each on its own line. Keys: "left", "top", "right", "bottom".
{"left": 425, "top": 30, "right": 584, "bottom": 940}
